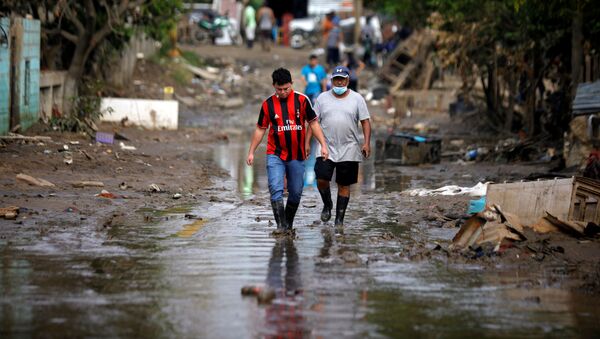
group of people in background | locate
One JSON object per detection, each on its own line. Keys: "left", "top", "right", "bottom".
{"left": 242, "top": 0, "right": 275, "bottom": 51}
{"left": 241, "top": 3, "right": 380, "bottom": 78}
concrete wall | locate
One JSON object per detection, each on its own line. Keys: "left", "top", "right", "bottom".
{"left": 100, "top": 98, "right": 178, "bottom": 130}
{"left": 15, "top": 17, "right": 40, "bottom": 131}
{"left": 40, "top": 70, "right": 66, "bottom": 120}
{"left": 0, "top": 18, "right": 9, "bottom": 134}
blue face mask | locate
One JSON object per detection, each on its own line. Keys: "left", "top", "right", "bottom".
{"left": 332, "top": 86, "right": 347, "bottom": 95}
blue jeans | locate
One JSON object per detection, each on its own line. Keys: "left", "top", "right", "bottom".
{"left": 267, "top": 155, "right": 305, "bottom": 204}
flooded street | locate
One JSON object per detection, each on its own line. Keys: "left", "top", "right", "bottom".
{"left": 2, "top": 135, "right": 599, "bottom": 338}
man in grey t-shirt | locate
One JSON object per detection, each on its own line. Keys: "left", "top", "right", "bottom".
{"left": 306, "top": 66, "right": 371, "bottom": 229}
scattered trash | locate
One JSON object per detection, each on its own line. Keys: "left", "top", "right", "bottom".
{"left": 183, "top": 63, "right": 219, "bottom": 81}
{"left": 69, "top": 141, "right": 80, "bottom": 145}
{"left": 219, "top": 97, "right": 244, "bottom": 109}
{"left": 378, "top": 132, "right": 441, "bottom": 165}
{"left": 465, "top": 149, "right": 478, "bottom": 161}
{"left": 467, "top": 196, "right": 486, "bottom": 214}
{"left": 450, "top": 205, "right": 526, "bottom": 252}
{"left": 95, "top": 132, "right": 114, "bottom": 144}
{"left": 119, "top": 142, "right": 136, "bottom": 151}
{"left": 119, "top": 182, "right": 128, "bottom": 190}
{"left": 241, "top": 285, "right": 276, "bottom": 304}
{"left": 404, "top": 182, "right": 487, "bottom": 197}
{"left": 64, "top": 206, "right": 79, "bottom": 213}
{"left": 541, "top": 212, "right": 600, "bottom": 237}
{"left": 0, "top": 206, "right": 19, "bottom": 220}
{"left": 63, "top": 152, "right": 73, "bottom": 165}
{"left": 71, "top": 181, "right": 105, "bottom": 188}
{"left": 43, "top": 149, "right": 52, "bottom": 155}
{"left": 16, "top": 173, "right": 55, "bottom": 187}
{"left": 113, "top": 132, "right": 130, "bottom": 141}
{"left": 95, "top": 190, "right": 118, "bottom": 199}
{"left": 149, "top": 184, "right": 161, "bottom": 192}
{"left": 172, "top": 193, "right": 182, "bottom": 199}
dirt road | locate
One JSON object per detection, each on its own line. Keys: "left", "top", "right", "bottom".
{"left": 1, "top": 44, "right": 599, "bottom": 337}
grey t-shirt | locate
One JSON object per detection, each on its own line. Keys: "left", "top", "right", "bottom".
{"left": 314, "top": 90, "right": 370, "bottom": 162}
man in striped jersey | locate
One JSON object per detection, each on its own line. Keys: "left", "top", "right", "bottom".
{"left": 247, "top": 68, "right": 329, "bottom": 234}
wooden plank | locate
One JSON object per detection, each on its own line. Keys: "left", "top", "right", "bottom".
{"left": 0, "top": 134, "right": 52, "bottom": 141}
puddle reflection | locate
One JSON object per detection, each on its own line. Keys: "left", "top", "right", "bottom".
{"left": 262, "top": 238, "right": 306, "bottom": 337}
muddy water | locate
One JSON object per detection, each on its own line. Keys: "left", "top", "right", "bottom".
{"left": 2, "top": 137, "right": 599, "bottom": 337}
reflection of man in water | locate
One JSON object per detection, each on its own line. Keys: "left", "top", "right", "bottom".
{"left": 264, "top": 238, "right": 305, "bottom": 337}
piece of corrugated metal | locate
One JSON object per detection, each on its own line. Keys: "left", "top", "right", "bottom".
{"left": 572, "top": 80, "right": 600, "bottom": 116}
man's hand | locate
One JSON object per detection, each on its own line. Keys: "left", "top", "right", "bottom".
{"left": 361, "top": 143, "right": 371, "bottom": 158}
{"left": 321, "top": 146, "right": 329, "bottom": 160}
{"left": 305, "top": 142, "right": 311, "bottom": 157}
{"left": 246, "top": 153, "right": 254, "bottom": 166}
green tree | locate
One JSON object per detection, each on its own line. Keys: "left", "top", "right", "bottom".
{"left": 367, "top": 0, "right": 600, "bottom": 136}
{"left": 1, "top": 0, "right": 183, "bottom": 115}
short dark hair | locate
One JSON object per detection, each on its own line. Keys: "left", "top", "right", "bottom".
{"left": 309, "top": 54, "right": 318, "bottom": 60}
{"left": 272, "top": 68, "right": 292, "bottom": 85}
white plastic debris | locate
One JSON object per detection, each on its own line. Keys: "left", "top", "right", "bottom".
{"left": 403, "top": 182, "right": 488, "bottom": 197}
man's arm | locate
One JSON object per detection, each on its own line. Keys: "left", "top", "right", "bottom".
{"left": 360, "top": 119, "right": 371, "bottom": 158}
{"left": 305, "top": 123, "right": 313, "bottom": 156}
{"left": 309, "top": 120, "right": 329, "bottom": 160}
{"left": 246, "top": 126, "right": 267, "bottom": 165}
{"left": 300, "top": 74, "right": 308, "bottom": 88}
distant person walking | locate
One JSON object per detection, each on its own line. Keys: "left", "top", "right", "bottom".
{"left": 247, "top": 68, "right": 329, "bottom": 235}
{"left": 300, "top": 54, "right": 327, "bottom": 104}
{"left": 256, "top": 2, "right": 275, "bottom": 51}
{"left": 242, "top": 0, "right": 256, "bottom": 49}
{"left": 360, "top": 16, "right": 376, "bottom": 67}
{"left": 343, "top": 49, "right": 365, "bottom": 91}
{"left": 325, "top": 22, "right": 343, "bottom": 68}
{"left": 308, "top": 66, "right": 371, "bottom": 230}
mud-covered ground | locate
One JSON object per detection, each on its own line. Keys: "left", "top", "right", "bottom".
{"left": 1, "top": 44, "right": 600, "bottom": 337}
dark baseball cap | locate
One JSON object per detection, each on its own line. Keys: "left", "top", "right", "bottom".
{"left": 331, "top": 65, "right": 350, "bottom": 78}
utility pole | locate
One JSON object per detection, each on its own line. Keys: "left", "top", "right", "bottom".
{"left": 354, "top": 0, "right": 363, "bottom": 46}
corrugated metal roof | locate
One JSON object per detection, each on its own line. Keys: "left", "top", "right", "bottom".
{"left": 573, "top": 80, "right": 600, "bottom": 116}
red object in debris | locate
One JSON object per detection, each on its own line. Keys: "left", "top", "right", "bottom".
{"left": 241, "top": 285, "right": 263, "bottom": 296}
{"left": 583, "top": 150, "right": 600, "bottom": 180}
{"left": 96, "top": 190, "right": 118, "bottom": 199}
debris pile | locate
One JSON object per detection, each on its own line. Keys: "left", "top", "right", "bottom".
{"left": 450, "top": 177, "right": 600, "bottom": 256}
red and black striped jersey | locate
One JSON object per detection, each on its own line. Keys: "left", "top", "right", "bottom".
{"left": 257, "top": 90, "right": 317, "bottom": 161}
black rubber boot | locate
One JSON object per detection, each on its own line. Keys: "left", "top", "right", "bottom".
{"left": 271, "top": 200, "right": 288, "bottom": 233}
{"left": 285, "top": 202, "right": 299, "bottom": 230}
{"left": 334, "top": 195, "right": 349, "bottom": 227}
{"left": 318, "top": 187, "right": 333, "bottom": 222}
